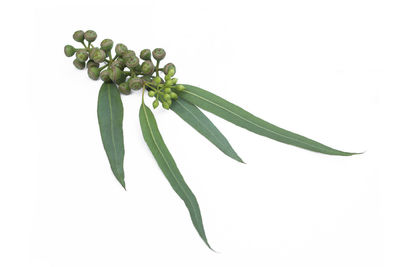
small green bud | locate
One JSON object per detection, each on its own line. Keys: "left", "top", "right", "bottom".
{"left": 153, "top": 76, "right": 162, "bottom": 85}
{"left": 140, "top": 49, "right": 151, "bottom": 60}
{"left": 109, "top": 66, "right": 124, "bottom": 84}
{"left": 73, "top": 59, "right": 85, "bottom": 70}
{"left": 165, "top": 75, "right": 171, "bottom": 81}
{"left": 87, "top": 60, "right": 99, "bottom": 69}
{"left": 153, "top": 100, "right": 159, "bottom": 109}
{"left": 115, "top": 73, "right": 127, "bottom": 85}
{"left": 141, "top": 60, "right": 155, "bottom": 75}
{"left": 76, "top": 49, "right": 88, "bottom": 63}
{"left": 84, "top": 30, "right": 97, "bottom": 42}
{"left": 148, "top": 90, "right": 156, "bottom": 97}
{"left": 88, "top": 48, "right": 97, "bottom": 60}
{"left": 163, "top": 63, "right": 176, "bottom": 76}
{"left": 100, "top": 39, "right": 113, "bottom": 51}
{"left": 164, "top": 87, "right": 171, "bottom": 93}
{"left": 118, "top": 82, "right": 131, "bottom": 95}
{"left": 122, "top": 50, "right": 136, "bottom": 60}
{"left": 88, "top": 67, "right": 100, "bottom": 80}
{"left": 165, "top": 80, "right": 174, "bottom": 87}
{"left": 164, "top": 93, "right": 171, "bottom": 101}
{"left": 168, "top": 69, "right": 175, "bottom": 76}
{"left": 64, "top": 45, "right": 76, "bottom": 57}
{"left": 125, "top": 56, "right": 139, "bottom": 69}
{"left": 167, "top": 99, "right": 172, "bottom": 105}
{"left": 110, "top": 58, "right": 125, "bottom": 70}
{"left": 171, "top": 78, "right": 178, "bottom": 84}
{"left": 170, "top": 92, "right": 178, "bottom": 99}
{"left": 152, "top": 48, "right": 166, "bottom": 61}
{"left": 73, "top": 30, "right": 85, "bottom": 42}
{"left": 128, "top": 77, "right": 143, "bottom": 90}
{"left": 93, "top": 49, "right": 106, "bottom": 63}
{"left": 175, "top": 84, "right": 185, "bottom": 91}
{"left": 100, "top": 69, "right": 111, "bottom": 82}
{"left": 115, "top": 43, "right": 128, "bottom": 56}
{"left": 162, "top": 102, "right": 170, "bottom": 109}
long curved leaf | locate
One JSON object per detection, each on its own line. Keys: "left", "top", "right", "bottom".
{"left": 139, "top": 103, "right": 212, "bottom": 250}
{"left": 97, "top": 82, "right": 125, "bottom": 189}
{"left": 179, "top": 84, "right": 357, "bottom": 156}
{"left": 171, "top": 97, "right": 243, "bottom": 163}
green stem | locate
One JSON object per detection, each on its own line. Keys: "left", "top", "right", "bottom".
{"left": 99, "top": 64, "right": 108, "bottom": 71}
{"left": 81, "top": 41, "right": 88, "bottom": 49}
{"left": 155, "top": 60, "right": 160, "bottom": 77}
{"left": 108, "top": 51, "right": 113, "bottom": 64}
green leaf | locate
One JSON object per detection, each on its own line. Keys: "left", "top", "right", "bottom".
{"left": 170, "top": 97, "right": 243, "bottom": 163}
{"left": 179, "top": 84, "right": 357, "bottom": 156}
{"left": 139, "top": 102, "right": 212, "bottom": 250}
{"left": 97, "top": 82, "right": 125, "bottom": 189}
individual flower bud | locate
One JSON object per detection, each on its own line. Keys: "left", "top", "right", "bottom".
{"left": 100, "top": 69, "right": 111, "bottom": 82}
{"left": 84, "top": 30, "right": 97, "bottom": 42}
{"left": 73, "top": 59, "right": 85, "bottom": 70}
{"left": 118, "top": 82, "right": 131, "bottom": 95}
{"left": 165, "top": 74, "right": 171, "bottom": 81}
{"left": 125, "top": 56, "right": 139, "bottom": 69}
{"left": 170, "top": 92, "right": 178, "bottom": 100}
{"left": 87, "top": 60, "right": 99, "bottom": 69}
{"left": 141, "top": 60, "right": 155, "bottom": 75}
{"left": 100, "top": 39, "right": 113, "bottom": 51}
{"left": 163, "top": 63, "right": 176, "bottom": 76}
{"left": 140, "top": 49, "right": 151, "bottom": 60}
{"left": 166, "top": 99, "right": 172, "bottom": 105}
{"left": 73, "top": 30, "right": 85, "bottom": 42}
{"left": 164, "top": 93, "right": 171, "bottom": 101}
{"left": 171, "top": 78, "right": 178, "bottom": 84}
{"left": 164, "top": 87, "right": 171, "bottom": 93}
{"left": 93, "top": 49, "right": 106, "bottom": 63}
{"left": 110, "top": 58, "right": 125, "bottom": 70}
{"left": 115, "top": 43, "right": 128, "bottom": 56}
{"left": 162, "top": 102, "right": 170, "bottom": 109}
{"left": 153, "top": 76, "right": 161, "bottom": 85}
{"left": 116, "top": 73, "right": 127, "bottom": 85}
{"left": 132, "top": 64, "right": 142, "bottom": 73}
{"left": 122, "top": 50, "right": 136, "bottom": 61}
{"left": 76, "top": 49, "right": 88, "bottom": 63}
{"left": 88, "top": 67, "right": 100, "bottom": 80}
{"left": 148, "top": 90, "right": 156, "bottom": 97}
{"left": 88, "top": 48, "right": 97, "bottom": 60}
{"left": 128, "top": 77, "right": 143, "bottom": 90}
{"left": 109, "top": 66, "right": 124, "bottom": 84}
{"left": 64, "top": 45, "right": 76, "bottom": 57}
{"left": 153, "top": 100, "right": 159, "bottom": 109}
{"left": 152, "top": 48, "right": 166, "bottom": 61}
{"left": 165, "top": 80, "right": 174, "bottom": 87}
{"left": 167, "top": 69, "right": 175, "bottom": 77}
{"left": 175, "top": 84, "right": 185, "bottom": 91}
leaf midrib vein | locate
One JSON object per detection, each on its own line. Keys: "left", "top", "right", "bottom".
{"left": 142, "top": 104, "right": 202, "bottom": 233}
{"left": 175, "top": 100, "right": 228, "bottom": 150}
{"left": 183, "top": 89, "right": 332, "bottom": 153}
{"left": 108, "top": 88, "right": 119, "bottom": 170}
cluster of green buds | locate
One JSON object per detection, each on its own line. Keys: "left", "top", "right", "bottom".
{"left": 64, "top": 30, "right": 185, "bottom": 109}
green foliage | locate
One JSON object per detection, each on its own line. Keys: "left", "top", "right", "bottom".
{"left": 97, "top": 83, "right": 125, "bottom": 188}
{"left": 139, "top": 103, "right": 212, "bottom": 249}
{"left": 64, "top": 29, "right": 360, "bottom": 249}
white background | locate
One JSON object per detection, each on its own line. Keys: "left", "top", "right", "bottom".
{"left": 1, "top": 0, "right": 399, "bottom": 266}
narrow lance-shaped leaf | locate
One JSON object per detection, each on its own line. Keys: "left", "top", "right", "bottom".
{"left": 139, "top": 103, "right": 212, "bottom": 250}
{"left": 97, "top": 82, "right": 126, "bottom": 188}
{"left": 179, "top": 84, "right": 357, "bottom": 156}
{"left": 171, "top": 97, "right": 243, "bottom": 163}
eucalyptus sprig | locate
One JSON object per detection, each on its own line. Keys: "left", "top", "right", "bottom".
{"left": 64, "top": 30, "right": 359, "bottom": 249}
